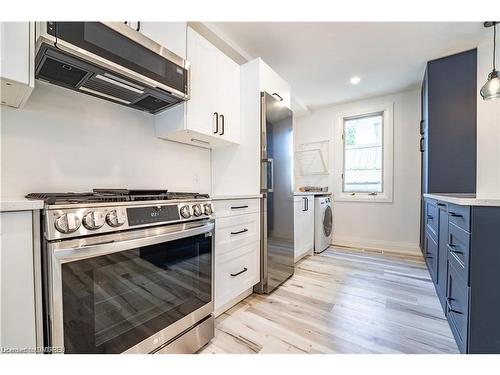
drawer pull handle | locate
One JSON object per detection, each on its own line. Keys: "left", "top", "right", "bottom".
{"left": 447, "top": 244, "right": 464, "bottom": 254}
{"left": 230, "top": 267, "right": 248, "bottom": 277}
{"left": 447, "top": 303, "right": 463, "bottom": 315}
{"left": 231, "top": 205, "right": 249, "bottom": 210}
{"left": 449, "top": 212, "right": 463, "bottom": 218}
{"left": 427, "top": 214, "right": 434, "bottom": 220}
{"left": 231, "top": 228, "right": 248, "bottom": 235}
{"left": 437, "top": 203, "right": 446, "bottom": 207}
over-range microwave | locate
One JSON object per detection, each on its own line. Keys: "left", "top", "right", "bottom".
{"left": 35, "top": 22, "right": 190, "bottom": 114}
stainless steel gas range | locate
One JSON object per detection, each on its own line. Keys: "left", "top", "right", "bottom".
{"left": 27, "top": 189, "right": 215, "bottom": 354}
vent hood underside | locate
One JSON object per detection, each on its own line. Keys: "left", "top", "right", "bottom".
{"left": 35, "top": 43, "right": 184, "bottom": 114}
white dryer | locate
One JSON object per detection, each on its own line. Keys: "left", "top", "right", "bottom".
{"left": 314, "top": 196, "right": 333, "bottom": 253}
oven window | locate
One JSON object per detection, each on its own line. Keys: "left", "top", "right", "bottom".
{"left": 61, "top": 232, "right": 212, "bottom": 353}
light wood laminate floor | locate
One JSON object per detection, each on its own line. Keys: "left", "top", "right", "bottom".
{"left": 200, "top": 247, "right": 459, "bottom": 354}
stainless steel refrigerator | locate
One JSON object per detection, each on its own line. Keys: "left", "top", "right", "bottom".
{"left": 254, "top": 92, "right": 295, "bottom": 294}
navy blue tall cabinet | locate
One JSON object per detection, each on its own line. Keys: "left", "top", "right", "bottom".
{"left": 420, "top": 49, "right": 477, "bottom": 250}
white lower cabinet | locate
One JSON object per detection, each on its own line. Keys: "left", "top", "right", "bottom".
{"left": 213, "top": 198, "right": 260, "bottom": 315}
{"left": 294, "top": 196, "right": 314, "bottom": 262}
{"left": 0, "top": 210, "right": 41, "bottom": 351}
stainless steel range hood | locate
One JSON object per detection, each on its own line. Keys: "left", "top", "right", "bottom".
{"left": 35, "top": 22, "right": 190, "bottom": 114}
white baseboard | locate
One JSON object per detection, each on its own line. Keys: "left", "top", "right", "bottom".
{"left": 332, "top": 236, "right": 421, "bottom": 256}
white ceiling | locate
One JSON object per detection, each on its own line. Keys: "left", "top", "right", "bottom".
{"left": 207, "top": 22, "right": 490, "bottom": 114}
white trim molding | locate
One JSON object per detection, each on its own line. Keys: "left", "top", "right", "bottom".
{"left": 333, "top": 102, "right": 394, "bottom": 203}
{"left": 332, "top": 236, "right": 421, "bottom": 256}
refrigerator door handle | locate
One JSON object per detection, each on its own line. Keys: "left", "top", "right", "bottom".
{"left": 263, "top": 158, "right": 274, "bottom": 192}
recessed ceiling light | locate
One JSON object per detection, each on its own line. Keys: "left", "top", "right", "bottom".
{"left": 350, "top": 76, "right": 361, "bottom": 85}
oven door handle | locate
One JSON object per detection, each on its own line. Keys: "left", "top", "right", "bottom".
{"left": 50, "top": 221, "right": 215, "bottom": 263}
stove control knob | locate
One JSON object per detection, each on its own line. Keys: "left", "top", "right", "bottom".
{"left": 203, "top": 203, "right": 213, "bottom": 216}
{"left": 180, "top": 205, "right": 192, "bottom": 219}
{"left": 83, "top": 211, "right": 106, "bottom": 230}
{"left": 192, "top": 204, "right": 202, "bottom": 217}
{"left": 106, "top": 209, "right": 126, "bottom": 227}
{"left": 55, "top": 213, "right": 81, "bottom": 234}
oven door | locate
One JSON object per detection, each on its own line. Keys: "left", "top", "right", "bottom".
{"left": 46, "top": 220, "right": 214, "bottom": 354}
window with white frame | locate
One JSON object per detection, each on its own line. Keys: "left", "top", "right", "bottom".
{"left": 343, "top": 112, "right": 384, "bottom": 193}
{"left": 334, "top": 103, "right": 393, "bottom": 202}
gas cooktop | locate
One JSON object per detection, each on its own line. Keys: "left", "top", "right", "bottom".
{"left": 26, "top": 189, "right": 210, "bottom": 205}
{"left": 27, "top": 189, "right": 213, "bottom": 240}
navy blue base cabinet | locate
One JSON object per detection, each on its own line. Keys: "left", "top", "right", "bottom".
{"left": 423, "top": 197, "right": 500, "bottom": 353}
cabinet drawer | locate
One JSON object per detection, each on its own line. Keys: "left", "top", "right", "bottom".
{"left": 448, "top": 203, "right": 470, "bottom": 233}
{"left": 424, "top": 232, "right": 438, "bottom": 282}
{"left": 215, "top": 241, "right": 260, "bottom": 310}
{"left": 215, "top": 212, "right": 260, "bottom": 255}
{"left": 213, "top": 198, "right": 260, "bottom": 218}
{"left": 425, "top": 200, "right": 439, "bottom": 239}
{"left": 447, "top": 222, "right": 470, "bottom": 282}
{"left": 446, "top": 260, "right": 469, "bottom": 353}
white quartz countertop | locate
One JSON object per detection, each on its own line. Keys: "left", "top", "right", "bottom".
{"left": 0, "top": 197, "right": 44, "bottom": 212}
{"left": 293, "top": 191, "right": 332, "bottom": 196}
{"left": 211, "top": 194, "right": 262, "bottom": 200}
{"left": 423, "top": 193, "right": 500, "bottom": 207}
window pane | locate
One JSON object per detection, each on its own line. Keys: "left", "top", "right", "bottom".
{"left": 343, "top": 113, "right": 383, "bottom": 193}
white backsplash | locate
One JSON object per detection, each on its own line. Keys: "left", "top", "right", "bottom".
{"left": 0, "top": 82, "right": 211, "bottom": 197}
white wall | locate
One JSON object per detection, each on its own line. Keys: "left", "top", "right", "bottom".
{"left": 476, "top": 40, "right": 500, "bottom": 199}
{"left": 0, "top": 82, "right": 211, "bottom": 197}
{"left": 294, "top": 89, "right": 421, "bottom": 254}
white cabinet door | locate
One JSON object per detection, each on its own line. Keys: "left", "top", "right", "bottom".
{"left": 0, "top": 211, "right": 37, "bottom": 350}
{"left": 0, "top": 22, "right": 34, "bottom": 108}
{"left": 216, "top": 54, "right": 240, "bottom": 144}
{"left": 259, "top": 59, "right": 291, "bottom": 108}
{"left": 294, "top": 196, "right": 314, "bottom": 262}
{"left": 303, "top": 196, "right": 315, "bottom": 255}
{"left": 139, "top": 22, "right": 187, "bottom": 59}
{"left": 186, "top": 27, "right": 218, "bottom": 137}
{"left": 155, "top": 27, "right": 241, "bottom": 149}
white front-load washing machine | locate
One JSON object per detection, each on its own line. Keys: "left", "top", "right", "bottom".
{"left": 314, "top": 196, "right": 333, "bottom": 253}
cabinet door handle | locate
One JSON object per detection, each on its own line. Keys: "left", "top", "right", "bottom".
{"left": 449, "top": 212, "right": 463, "bottom": 218}
{"left": 302, "top": 197, "right": 307, "bottom": 211}
{"left": 231, "top": 205, "right": 248, "bottom": 210}
{"left": 230, "top": 267, "right": 248, "bottom": 277}
{"left": 220, "top": 114, "right": 225, "bottom": 136}
{"left": 420, "top": 120, "right": 424, "bottom": 135}
{"left": 420, "top": 137, "right": 425, "bottom": 152}
{"left": 427, "top": 214, "right": 434, "bottom": 220}
{"left": 437, "top": 203, "right": 446, "bottom": 207}
{"left": 213, "top": 112, "right": 219, "bottom": 134}
{"left": 230, "top": 228, "right": 248, "bottom": 235}
{"left": 272, "top": 92, "right": 283, "bottom": 102}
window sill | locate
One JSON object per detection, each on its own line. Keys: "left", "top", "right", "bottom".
{"left": 334, "top": 193, "right": 393, "bottom": 203}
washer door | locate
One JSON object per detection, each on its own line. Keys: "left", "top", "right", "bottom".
{"left": 323, "top": 205, "right": 333, "bottom": 237}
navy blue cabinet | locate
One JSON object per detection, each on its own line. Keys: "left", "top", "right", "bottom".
{"left": 421, "top": 49, "right": 477, "bottom": 194}
{"left": 423, "top": 197, "right": 500, "bottom": 353}
{"left": 419, "top": 49, "right": 477, "bottom": 252}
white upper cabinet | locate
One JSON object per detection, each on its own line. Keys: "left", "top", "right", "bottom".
{"left": 138, "top": 22, "right": 187, "bottom": 59}
{"left": 155, "top": 27, "right": 241, "bottom": 149}
{"left": 0, "top": 22, "right": 35, "bottom": 108}
{"left": 258, "top": 59, "right": 291, "bottom": 108}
